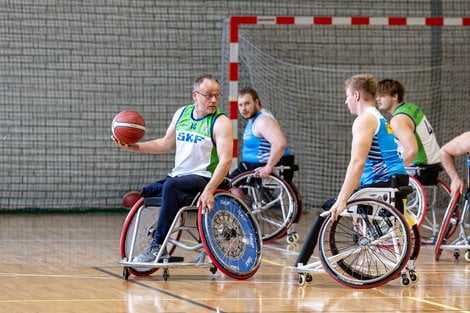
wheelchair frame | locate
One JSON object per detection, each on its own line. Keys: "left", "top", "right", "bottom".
{"left": 119, "top": 190, "right": 263, "bottom": 281}
{"left": 434, "top": 160, "right": 470, "bottom": 262}
{"left": 295, "top": 185, "right": 419, "bottom": 288}
{"left": 231, "top": 164, "right": 302, "bottom": 244}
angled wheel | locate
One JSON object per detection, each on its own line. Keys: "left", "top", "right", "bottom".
{"left": 318, "top": 198, "right": 412, "bottom": 289}
{"left": 420, "top": 179, "right": 452, "bottom": 242}
{"left": 407, "top": 175, "right": 427, "bottom": 227}
{"left": 119, "top": 198, "right": 184, "bottom": 277}
{"left": 198, "top": 190, "right": 262, "bottom": 280}
{"left": 231, "top": 171, "right": 297, "bottom": 243}
{"left": 434, "top": 194, "right": 461, "bottom": 261}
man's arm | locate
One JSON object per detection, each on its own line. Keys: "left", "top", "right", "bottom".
{"left": 198, "top": 115, "right": 233, "bottom": 211}
{"left": 253, "top": 115, "right": 287, "bottom": 178}
{"left": 390, "top": 114, "right": 418, "bottom": 166}
{"left": 440, "top": 131, "right": 470, "bottom": 197}
{"left": 330, "top": 113, "right": 377, "bottom": 221}
{"left": 113, "top": 111, "right": 178, "bottom": 154}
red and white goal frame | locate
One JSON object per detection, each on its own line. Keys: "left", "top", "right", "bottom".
{"left": 227, "top": 15, "right": 470, "bottom": 163}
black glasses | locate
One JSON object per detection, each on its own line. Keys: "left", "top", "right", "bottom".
{"left": 195, "top": 90, "right": 221, "bottom": 100}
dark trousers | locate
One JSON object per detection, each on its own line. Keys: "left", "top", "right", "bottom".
{"left": 141, "top": 175, "right": 210, "bottom": 245}
{"left": 295, "top": 174, "right": 409, "bottom": 267}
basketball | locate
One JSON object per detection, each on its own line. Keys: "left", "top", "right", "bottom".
{"left": 112, "top": 110, "right": 146, "bottom": 145}
{"left": 122, "top": 190, "right": 141, "bottom": 209}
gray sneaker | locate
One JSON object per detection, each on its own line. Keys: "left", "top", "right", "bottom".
{"left": 133, "top": 244, "right": 168, "bottom": 263}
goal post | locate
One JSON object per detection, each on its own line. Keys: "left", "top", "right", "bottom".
{"left": 222, "top": 16, "right": 470, "bottom": 210}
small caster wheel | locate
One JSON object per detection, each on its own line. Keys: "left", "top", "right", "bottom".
{"left": 123, "top": 268, "right": 130, "bottom": 280}
{"left": 454, "top": 249, "right": 460, "bottom": 259}
{"left": 163, "top": 269, "right": 169, "bottom": 281}
{"left": 409, "top": 270, "right": 418, "bottom": 283}
{"left": 287, "top": 234, "right": 296, "bottom": 244}
{"left": 465, "top": 250, "right": 470, "bottom": 262}
{"left": 297, "top": 273, "right": 306, "bottom": 286}
{"left": 401, "top": 273, "right": 410, "bottom": 286}
{"left": 210, "top": 266, "right": 217, "bottom": 275}
{"left": 305, "top": 273, "right": 313, "bottom": 283}
{"left": 292, "top": 232, "right": 299, "bottom": 242}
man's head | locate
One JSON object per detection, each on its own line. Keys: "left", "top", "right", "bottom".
{"left": 344, "top": 74, "right": 378, "bottom": 115}
{"left": 376, "top": 79, "right": 405, "bottom": 113}
{"left": 238, "top": 87, "right": 261, "bottom": 120}
{"left": 192, "top": 74, "right": 221, "bottom": 117}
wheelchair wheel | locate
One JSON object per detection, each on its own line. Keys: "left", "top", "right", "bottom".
{"left": 318, "top": 198, "right": 412, "bottom": 288}
{"left": 407, "top": 175, "right": 427, "bottom": 227}
{"left": 119, "top": 198, "right": 184, "bottom": 276}
{"left": 434, "top": 194, "right": 461, "bottom": 261}
{"left": 198, "top": 190, "right": 262, "bottom": 280}
{"left": 231, "top": 171, "right": 297, "bottom": 243}
{"left": 420, "top": 179, "right": 453, "bottom": 242}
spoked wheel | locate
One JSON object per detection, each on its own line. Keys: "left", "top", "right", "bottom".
{"left": 434, "top": 194, "right": 461, "bottom": 261}
{"left": 420, "top": 179, "right": 452, "bottom": 243}
{"left": 120, "top": 198, "right": 184, "bottom": 277}
{"left": 231, "top": 171, "right": 297, "bottom": 243}
{"left": 406, "top": 175, "right": 427, "bottom": 227}
{"left": 198, "top": 190, "right": 262, "bottom": 280}
{"left": 318, "top": 198, "right": 412, "bottom": 289}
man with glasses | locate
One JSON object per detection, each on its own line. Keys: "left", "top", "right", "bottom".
{"left": 113, "top": 74, "right": 233, "bottom": 262}
{"left": 229, "top": 87, "right": 291, "bottom": 180}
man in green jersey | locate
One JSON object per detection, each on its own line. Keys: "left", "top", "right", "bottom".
{"left": 113, "top": 74, "right": 233, "bottom": 262}
{"left": 377, "top": 79, "right": 441, "bottom": 184}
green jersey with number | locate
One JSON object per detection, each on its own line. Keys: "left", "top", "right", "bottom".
{"left": 394, "top": 102, "right": 440, "bottom": 165}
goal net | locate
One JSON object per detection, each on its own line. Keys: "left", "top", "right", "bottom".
{"left": 221, "top": 17, "right": 470, "bottom": 211}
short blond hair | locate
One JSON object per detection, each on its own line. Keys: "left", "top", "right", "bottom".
{"left": 345, "top": 74, "right": 378, "bottom": 101}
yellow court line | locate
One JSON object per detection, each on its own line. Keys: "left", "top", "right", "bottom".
{"left": 261, "top": 258, "right": 293, "bottom": 268}
{"left": 407, "top": 296, "right": 470, "bottom": 313}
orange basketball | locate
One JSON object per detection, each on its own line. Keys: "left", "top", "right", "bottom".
{"left": 112, "top": 110, "right": 145, "bottom": 144}
{"left": 122, "top": 191, "right": 141, "bottom": 209}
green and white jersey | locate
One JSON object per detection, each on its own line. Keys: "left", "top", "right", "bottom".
{"left": 169, "top": 104, "right": 223, "bottom": 178}
{"left": 394, "top": 102, "right": 440, "bottom": 165}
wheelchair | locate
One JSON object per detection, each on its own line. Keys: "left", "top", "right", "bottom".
{"left": 230, "top": 158, "right": 302, "bottom": 244}
{"left": 295, "top": 182, "right": 419, "bottom": 288}
{"left": 119, "top": 189, "right": 263, "bottom": 281}
{"left": 434, "top": 160, "right": 470, "bottom": 262}
{"left": 405, "top": 165, "right": 452, "bottom": 243}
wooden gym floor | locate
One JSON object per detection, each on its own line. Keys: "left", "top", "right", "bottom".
{"left": 0, "top": 211, "right": 469, "bottom": 313}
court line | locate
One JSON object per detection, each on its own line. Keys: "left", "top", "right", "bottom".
{"left": 407, "top": 296, "right": 470, "bottom": 313}
{"left": 93, "top": 267, "right": 227, "bottom": 313}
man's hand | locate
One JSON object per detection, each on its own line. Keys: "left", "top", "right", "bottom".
{"left": 450, "top": 177, "right": 465, "bottom": 198}
{"left": 198, "top": 189, "right": 215, "bottom": 213}
{"left": 111, "top": 135, "right": 136, "bottom": 151}
{"left": 255, "top": 165, "right": 274, "bottom": 178}
{"left": 330, "top": 199, "right": 347, "bottom": 221}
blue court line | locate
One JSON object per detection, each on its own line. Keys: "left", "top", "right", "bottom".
{"left": 93, "top": 267, "right": 227, "bottom": 313}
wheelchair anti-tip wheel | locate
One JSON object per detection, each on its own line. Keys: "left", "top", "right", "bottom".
{"left": 231, "top": 171, "right": 297, "bottom": 243}
{"left": 318, "top": 198, "right": 412, "bottom": 289}
{"left": 198, "top": 190, "right": 263, "bottom": 280}
{"left": 119, "top": 198, "right": 184, "bottom": 277}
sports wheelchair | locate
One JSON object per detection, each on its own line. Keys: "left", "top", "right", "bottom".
{"left": 295, "top": 181, "right": 419, "bottom": 288}
{"left": 405, "top": 164, "right": 452, "bottom": 243}
{"left": 434, "top": 159, "right": 470, "bottom": 262}
{"left": 119, "top": 189, "right": 263, "bottom": 281}
{"left": 230, "top": 155, "right": 302, "bottom": 244}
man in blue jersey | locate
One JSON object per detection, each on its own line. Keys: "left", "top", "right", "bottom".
{"left": 440, "top": 131, "right": 470, "bottom": 197}
{"left": 113, "top": 74, "right": 233, "bottom": 262}
{"left": 229, "top": 87, "right": 291, "bottom": 180}
{"left": 295, "top": 73, "right": 407, "bottom": 267}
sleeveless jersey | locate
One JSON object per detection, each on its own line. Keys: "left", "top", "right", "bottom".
{"left": 394, "top": 102, "right": 440, "bottom": 165}
{"left": 169, "top": 104, "right": 223, "bottom": 178}
{"left": 242, "top": 109, "right": 290, "bottom": 163}
{"left": 360, "top": 107, "right": 407, "bottom": 187}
